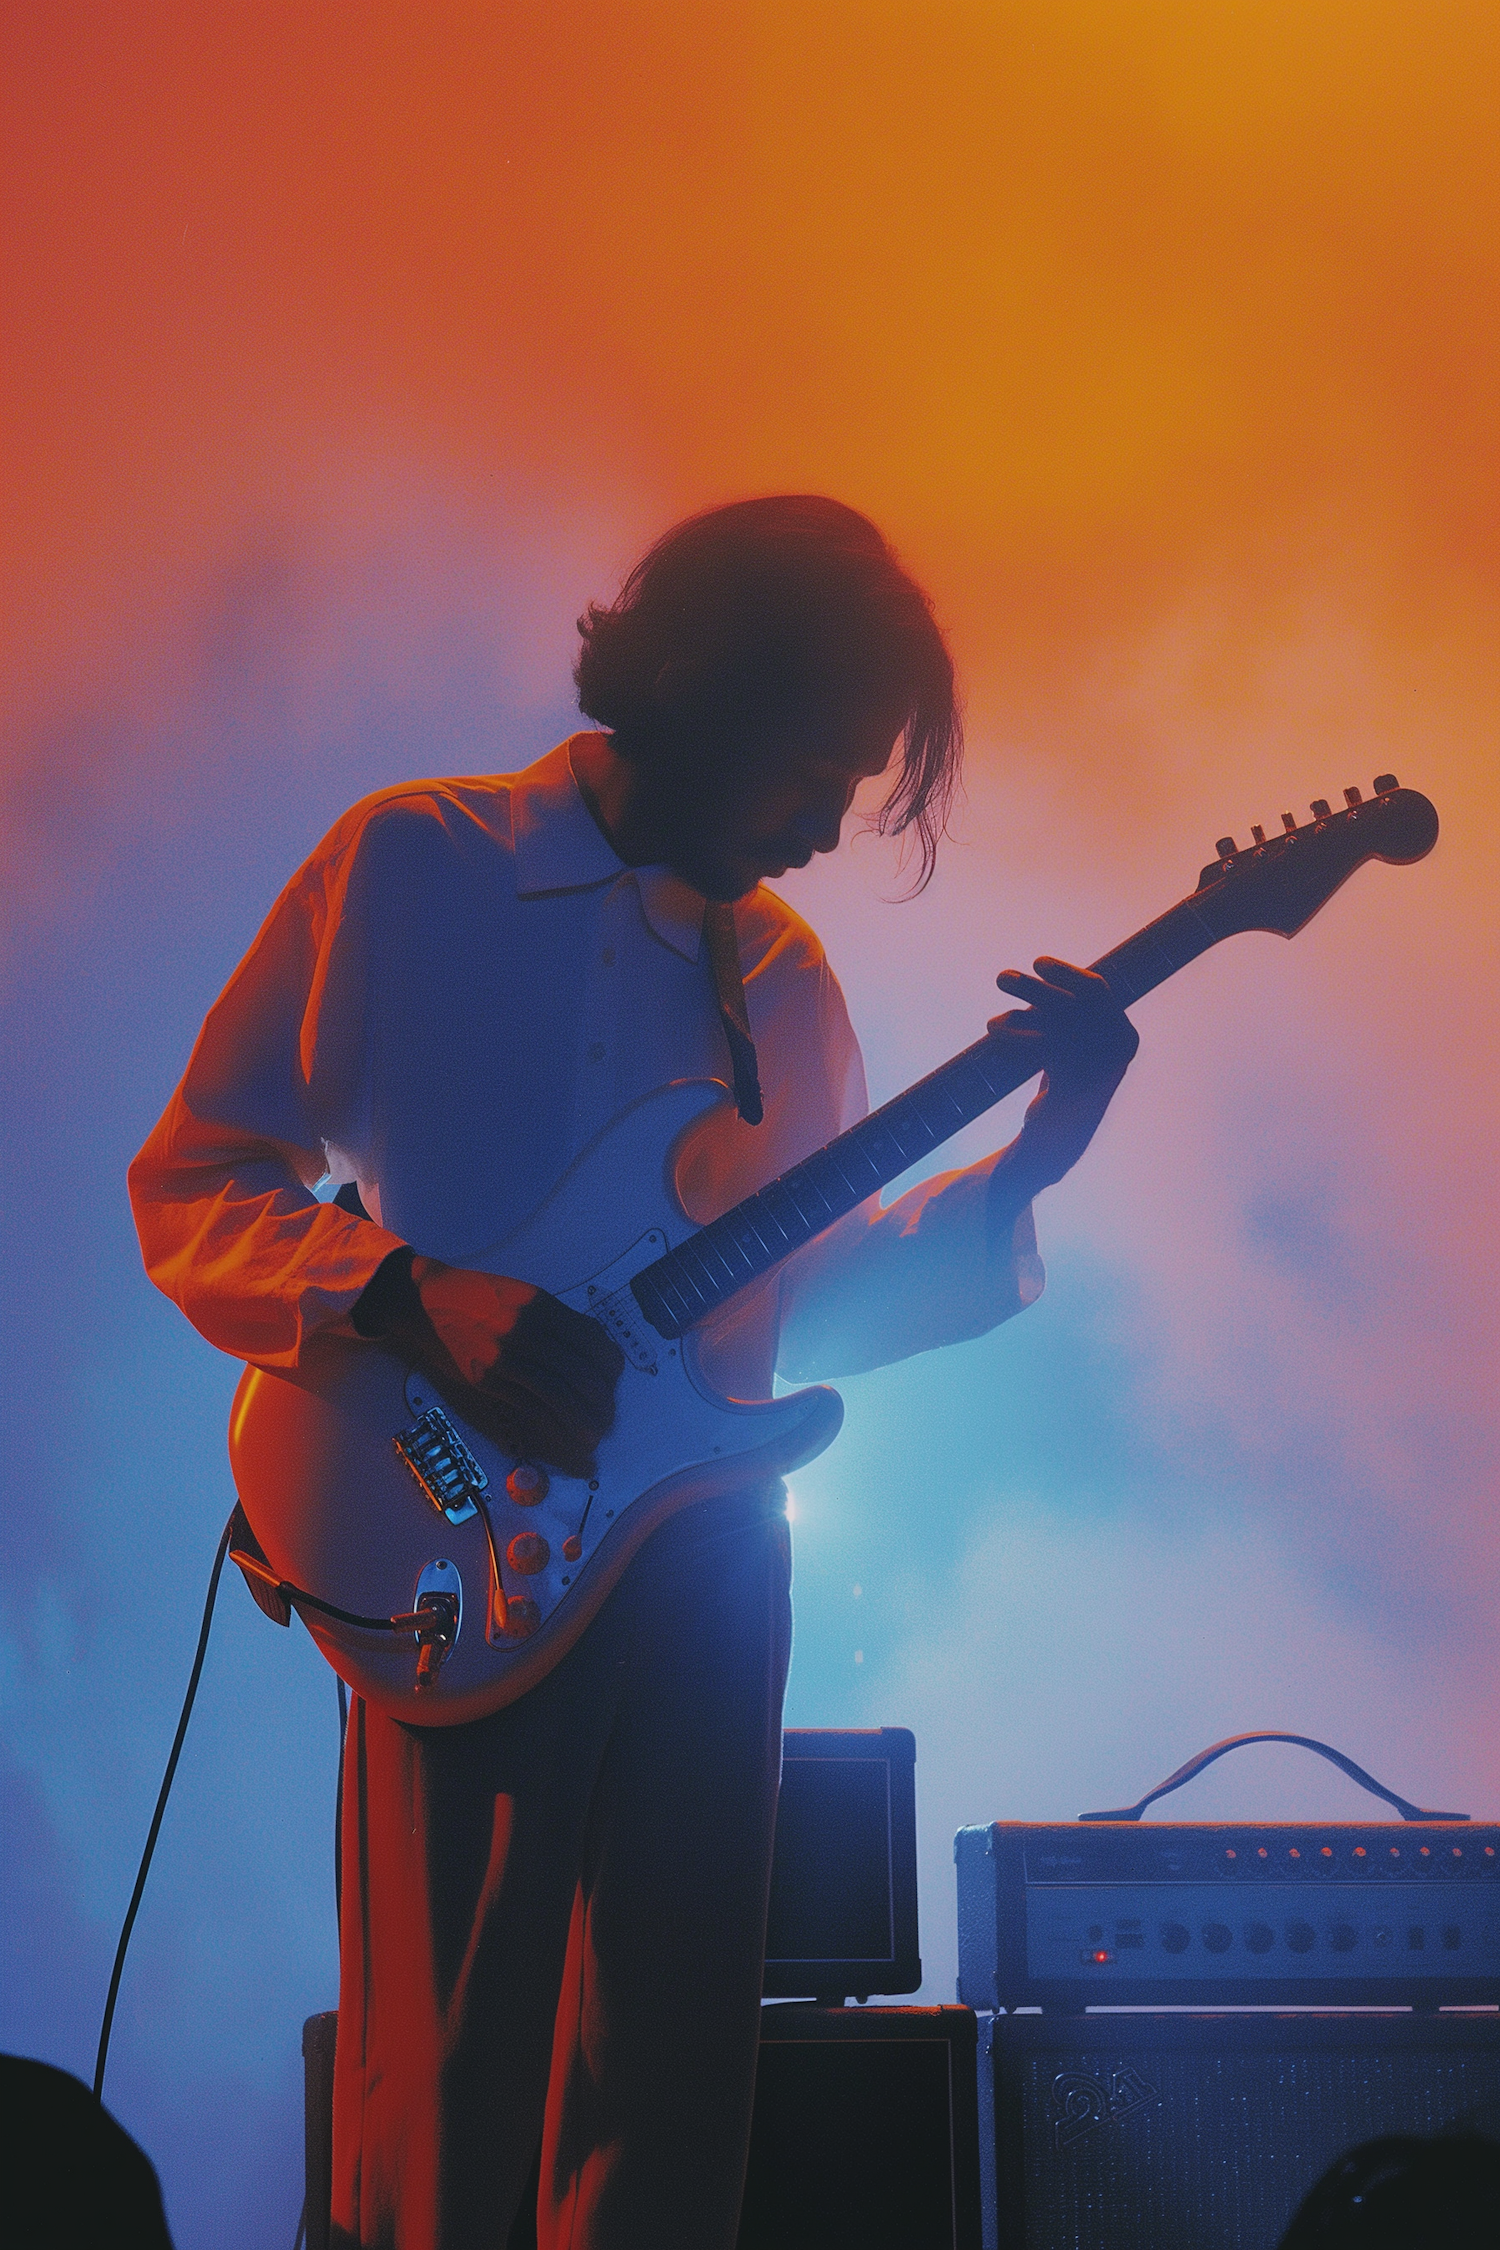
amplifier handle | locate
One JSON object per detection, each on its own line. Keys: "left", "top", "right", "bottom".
{"left": 1078, "top": 1732, "right": 1469, "bottom": 1824}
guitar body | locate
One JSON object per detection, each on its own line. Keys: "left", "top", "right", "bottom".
{"left": 228, "top": 1080, "right": 844, "bottom": 1726}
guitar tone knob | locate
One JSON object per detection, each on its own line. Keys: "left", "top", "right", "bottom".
{"left": 507, "top": 1464, "right": 549, "bottom": 1506}
{"left": 506, "top": 1532, "right": 550, "bottom": 1576}
{"left": 562, "top": 1535, "right": 583, "bottom": 1563}
{"left": 505, "top": 1596, "right": 542, "bottom": 1637}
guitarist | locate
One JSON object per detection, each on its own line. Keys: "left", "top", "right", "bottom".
{"left": 129, "top": 496, "right": 1137, "bottom": 2249}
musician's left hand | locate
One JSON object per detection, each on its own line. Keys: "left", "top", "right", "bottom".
{"left": 987, "top": 957, "right": 1139, "bottom": 1199}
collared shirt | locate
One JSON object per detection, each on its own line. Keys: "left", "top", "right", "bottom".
{"left": 129, "top": 736, "right": 1043, "bottom": 1394}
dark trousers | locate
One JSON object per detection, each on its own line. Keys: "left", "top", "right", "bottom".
{"left": 330, "top": 1493, "right": 793, "bottom": 2250}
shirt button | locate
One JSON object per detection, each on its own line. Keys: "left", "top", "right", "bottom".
{"left": 587, "top": 1041, "right": 606, "bottom": 1062}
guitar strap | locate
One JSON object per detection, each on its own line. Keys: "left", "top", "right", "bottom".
{"left": 702, "top": 900, "right": 764, "bottom": 1125}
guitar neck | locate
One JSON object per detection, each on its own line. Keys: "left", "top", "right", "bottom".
{"left": 628, "top": 886, "right": 1229, "bottom": 1342}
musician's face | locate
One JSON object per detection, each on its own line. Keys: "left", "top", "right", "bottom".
{"left": 649, "top": 711, "right": 903, "bottom": 902}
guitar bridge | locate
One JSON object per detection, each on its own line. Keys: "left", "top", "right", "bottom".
{"left": 394, "top": 1405, "right": 488, "bottom": 1524}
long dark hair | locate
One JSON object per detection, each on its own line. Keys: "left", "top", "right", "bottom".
{"left": 575, "top": 496, "right": 963, "bottom": 890}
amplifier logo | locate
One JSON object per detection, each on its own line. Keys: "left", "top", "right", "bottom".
{"left": 1050, "top": 2067, "right": 1159, "bottom": 2149}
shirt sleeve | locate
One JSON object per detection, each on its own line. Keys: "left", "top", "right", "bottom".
{"left": 772, "top": 969, "right": 1046, "bottom": 1384}
{"left": 127, "top": 809, "right": 409, "bottom": 1367}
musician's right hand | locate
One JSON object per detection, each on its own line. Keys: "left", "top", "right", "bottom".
{"left": 354, "top": 1250, "right": 624, "bottom": 1478}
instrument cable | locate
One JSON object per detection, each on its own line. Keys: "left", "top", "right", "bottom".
{"left": 94, "top": 1512, "right": 235, "bottom": 2103}
{"left": 96, "top": 1505, "right": 448, "bottom": 2103}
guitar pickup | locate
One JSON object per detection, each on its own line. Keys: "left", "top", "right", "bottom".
{"left": 394, "top": 1406, "right": 488, "bottom": 1524}
{"left": 586, "top": 1284, "right": 659, "bottom": 1373}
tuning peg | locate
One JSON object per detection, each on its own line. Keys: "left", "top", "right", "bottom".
{"left": 1282, "top": 812, "right": 1298, "bottom": 834}
{"left": 1373, "top": 772, "right": 1399, "bottom": 794}
{"left": 1310, "top": 798, "right": 1332, "bottom": 819}
{"left": 1215, "top": 835, "right": 1238, "bottom": 858}
{"left": 1251, "top": 824, "right": 1266, "bottom": 846}
{"left": 1343, "top": 786, "right": 1363, "bottom": 808}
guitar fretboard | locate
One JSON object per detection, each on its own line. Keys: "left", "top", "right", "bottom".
{"left": 628, "top": 887, "right": 1227, "bottom": 1340}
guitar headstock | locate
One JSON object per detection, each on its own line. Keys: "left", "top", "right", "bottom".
{"left": 1192, "top": 776, "right": 1439, "bottom": 939}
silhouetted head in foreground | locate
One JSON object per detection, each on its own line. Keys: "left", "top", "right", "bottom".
{"left": 0, "top": 2055, "right": 175, "bottom": 2248}
{"left": 574, "top": 495, "right": 961, "bottom": 900}
{"left": 1278, "top": 2132, "right": 1500, "bottom": 2248}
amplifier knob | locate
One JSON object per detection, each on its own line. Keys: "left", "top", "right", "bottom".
{"left": 1160, "top": 1922, "right": 1190, "bottom": 1954}
{"left": 507, "top": 1464, "right": 550, "bottom": 1506}
{"left": 1202, "top": 1923, "right": 1232, "bottom": 1954}
{"left": 1286, "top": 1920, "right": 1316, "bottom": 1953}
{"left": 505, "top": 1596, "right": 542, "bottom": 1636}
{"left": 561, "top": 1534, "right": 583, "bottom": 1562}
{"left": 1245, "top": 1921, "right": 1274, "bottom": 1954}
{"left": 506, "top": 1533, "right": 550, "bottom": 1576}
{"left": 1330, "top": 1922, "right": 1357, "bottom": 1952}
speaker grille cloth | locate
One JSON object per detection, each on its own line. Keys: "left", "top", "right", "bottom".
{"left": 1006, "top": 2041, "right": 1500, "bottom": 2249}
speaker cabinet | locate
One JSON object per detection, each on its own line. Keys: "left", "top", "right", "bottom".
{"left": 978, "top": 2009, "right": 1500, "bottom": 2250}
{"left": 739, "top": 2004, "right": 981, "bottom": 2250}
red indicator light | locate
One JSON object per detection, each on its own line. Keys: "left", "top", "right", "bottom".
{"left": 1093, "top": 1950, "right": 1110, "bottom": 1963}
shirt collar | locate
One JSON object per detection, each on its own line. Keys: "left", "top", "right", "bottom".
{"left": 509, "top": 735, "right": 707, "bottom": 962}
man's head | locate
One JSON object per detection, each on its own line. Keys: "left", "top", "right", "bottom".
{"left": 574, "top": 496, "right": 962, "bottom": 901}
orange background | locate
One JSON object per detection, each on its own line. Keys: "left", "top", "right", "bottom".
{"left": 4, "top": 8, "right": 1497, "bottom": 2239}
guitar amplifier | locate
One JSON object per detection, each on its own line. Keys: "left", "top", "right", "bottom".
{"left": 957, "top": 1740, "right": 1500, "bottom": 2248}
{"left": 956, "top": 1820, "right": 1500, "bottom": 2012}
{"left": 763, "top": 1728, "right": 920, "bottom": 2000}
{"left": 975, "top": 2009, "right": 1500, "bottom": 2250}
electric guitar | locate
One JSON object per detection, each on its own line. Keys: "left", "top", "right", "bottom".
{"left": 228, "top": 777, "right": 1438, "bottom": 1724}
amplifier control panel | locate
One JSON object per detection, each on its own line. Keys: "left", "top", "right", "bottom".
{"left": 956, "top": 1821, "right": 1500, "bottom": 2011}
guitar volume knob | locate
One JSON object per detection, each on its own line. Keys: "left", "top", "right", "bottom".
{"left": 506, "top": 1532, "right": 550, "bottom": 1576}
{"left": 507, "top": 1464, "right": 549, "bottom": 1506}
{"left": 505, "top": 1596, "right": 542, "bottom": 1637}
